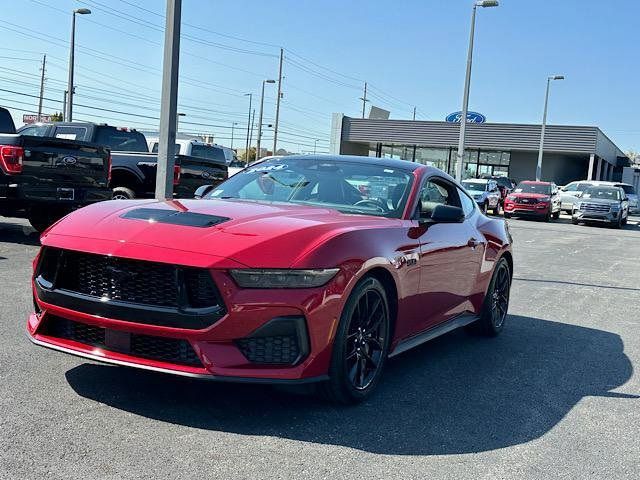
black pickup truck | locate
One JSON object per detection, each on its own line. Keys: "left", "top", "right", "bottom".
{"left": 1, "top": 109, "right": 112, "bottom": 231}
{"left": 18, "top": 122, "right": 228, "bottom": 199}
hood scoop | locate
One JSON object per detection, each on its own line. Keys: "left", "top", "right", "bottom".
{"left": 121, "top": 208, "right": 230, "bottom": 228}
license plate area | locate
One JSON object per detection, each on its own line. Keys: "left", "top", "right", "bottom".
{"left": 57, "top": 187, "right": 75, "bottom": 200}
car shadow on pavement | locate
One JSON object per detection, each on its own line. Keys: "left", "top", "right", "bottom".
{"left": 65, "top": 315, "right": 637, "bottom": 455}
{"left": 0, "top": 221, "right": 40, "bottom": 246}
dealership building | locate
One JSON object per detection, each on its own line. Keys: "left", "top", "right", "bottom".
{"left": 329, "top": 114, "right": 630, "bottom": 185}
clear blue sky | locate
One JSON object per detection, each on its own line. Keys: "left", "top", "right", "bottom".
{"left": 1, "top": 0, "right": 639, "bottom": 153}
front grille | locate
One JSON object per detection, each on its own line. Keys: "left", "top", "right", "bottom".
{"left": 236, "top": 335, "right": 301, "bottom": 365}
{"left": 38, "top": 248, "right": 225, "bottom": 313}
{"left": 581, "top": 203, "right": 610, "bottom": 213}
{"left": 41, "top": 316, "right": 201, "bottom": 367}
{"left": 516, "top": 197, "right": 538, "bottom": 204}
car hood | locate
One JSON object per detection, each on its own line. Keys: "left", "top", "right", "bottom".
{"left": 42, "top": 199, "right": 400, "bottom": 268}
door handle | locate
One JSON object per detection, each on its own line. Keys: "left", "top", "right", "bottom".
{"left": 467, "top": 238, "right": 482, "bottom": 248}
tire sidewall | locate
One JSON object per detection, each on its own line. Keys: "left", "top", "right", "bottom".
{"left": 327, "top": 276, "right": 391, "bottom": 403}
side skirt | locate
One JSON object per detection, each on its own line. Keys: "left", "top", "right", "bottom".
{"left": 388, "top": 312, "right": 479, "bottom": 358}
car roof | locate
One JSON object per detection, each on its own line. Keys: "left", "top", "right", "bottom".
{"left": 258, "top": 154, "right": 424, "bottom": 173}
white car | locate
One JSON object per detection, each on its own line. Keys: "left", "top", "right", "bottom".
{"left": 460, "top": 178, "right": 502, "bottom": 214}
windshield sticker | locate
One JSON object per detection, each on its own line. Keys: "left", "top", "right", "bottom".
{"left": 244, "top": 164, "right": 287, "bottom": 174}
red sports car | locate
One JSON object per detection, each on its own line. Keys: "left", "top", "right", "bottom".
{"left": 28, "top": 155, "right": 513, "bottom": 403}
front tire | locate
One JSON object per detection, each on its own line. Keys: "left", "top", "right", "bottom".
{"left": 320, "top": 276, "right": 390, "bottom": 404}
{"left": 112, "top": 186, "right": 136, "bottom": 200}
{"left": 466, "top": 257, "right": 511, "bottom": 337}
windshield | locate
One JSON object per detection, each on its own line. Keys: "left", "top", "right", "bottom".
{"left": 206, "top": 158, "right": 413, "bottom": 218}
{"left": 583, "top": 187, "right": 621, "bottom": 201}
{"left": 461, "top": 180, "right": 487, "bottom": 192}
{"left": 514, "top": 182, "right": 551, "bottom": 195}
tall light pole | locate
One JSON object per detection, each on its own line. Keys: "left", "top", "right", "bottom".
{"left": 536, "top": 75, "right": 564, "bottom": 181}
{"left": 313, "top": 139, "right": 319, "bottom": 155}
{"left": 244, "top": 93, "right": 252, "bottom": 165}
{"left": 273, "top": 47, "right": 284, "bottom": 155}
{"left": 256, "top": 79, "right": 275, "bottom": 161}
{"left": 231, "top": 122, "right": 238, "bottom": 150}
{"left": 66, "top": 8, "right": 91, "bottom": 122}
{"left": 455, "top": 0, "right": 499, "bottom": 181}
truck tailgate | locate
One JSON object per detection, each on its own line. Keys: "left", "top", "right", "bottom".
{"left": 18, "top": 136, "right": 110, "bottom": 201}
{"left": 176, "top": 155, "right": 227, "bottom": 198}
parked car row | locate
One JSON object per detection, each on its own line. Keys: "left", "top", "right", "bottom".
{"left": 1, "top": 109, "right": 229, "bottom": 231}
{"left": 458, "top": 174, "right": 635, "bottom": 229}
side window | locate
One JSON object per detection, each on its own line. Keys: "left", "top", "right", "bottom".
{"left": 564, "top": 183, "right": 577, "bottom": 192}
{"left": 458, "top": 188, "right": 476, "bottom": 217}
{"left": 417, "top": 178, "right": 455, "bottom": 218}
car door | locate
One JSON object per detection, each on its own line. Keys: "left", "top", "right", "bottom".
{"left": 412, "top": 177, "right": 485, "bottom": 333}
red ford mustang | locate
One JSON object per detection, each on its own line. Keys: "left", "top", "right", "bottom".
{"left": 28, "top": 155, "right": 513, "bottom": 403}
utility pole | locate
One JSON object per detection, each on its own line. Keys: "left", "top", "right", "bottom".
{"left": 412, "top": 106, "right": 416, "bottom": 121}
{"left": 244, "top": 93, "right": 252, "bottom": 165}
{"left": 360, "top": 82, "right": 368, "bottom": 118}
{"left": 272, "top": 47, "right": 284, "bottom": 155}
{"left": 37, "top": 55, "right": 46, "bottom": 122}
{"left": 248, "top": 109, "right": 255, "bottom": 162}
{"left": 62, "top": 90, "right": 68, "bottom": 121}
{"left": 155, "top": 0, "right": 182, "bottom": 200}
{"left": 256, "top": 79, "right": 275, "bottom": 162}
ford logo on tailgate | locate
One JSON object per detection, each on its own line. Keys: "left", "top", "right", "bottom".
{"left": 61, "top": 156, "right": 77, "bottom": 165}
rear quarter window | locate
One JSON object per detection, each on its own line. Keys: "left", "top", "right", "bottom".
{"left": 94, "top": 127, "right": 148, "bottom": 152}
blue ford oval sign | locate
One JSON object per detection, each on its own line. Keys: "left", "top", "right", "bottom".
{"left": 445, "top": 111, "right": 486, "bottom": 123}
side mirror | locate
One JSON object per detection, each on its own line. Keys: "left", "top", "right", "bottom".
{"left": 429, "top": 205, "right": 465, "bottom": 223}
{"left": 194, "top": 184, "right": 215, "bottom": 199}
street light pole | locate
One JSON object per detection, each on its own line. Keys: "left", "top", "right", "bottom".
{"left": 244, "top": 93, "right": 252, "bottom": 165}
{"left": 231, "top": 122, "right": 238, "bottom": 150}
{"left": 536, "top": 75, "right": 565, "bottom": 181}
{"left": 66, "top": 8, "right": 91, "bottom": 122}
{"left": 455, "top": 0, "right": 498, "bottom": 181}
{"left": 313, "top": 139, "right": 319, "bottom": 155}
{"left": 256, "top": 79, "right": 275, "bottom": 161}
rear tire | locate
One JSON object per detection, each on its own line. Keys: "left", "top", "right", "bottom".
{"left": 319, "top": 276, "right": 391, "bottom": 404}
{"left": 571, "top": 217, "right": 579, "bottom": 225}
{"left": 466, "top": 257, "right": 511, "bottom": 337}
{"left": 112, "top": 186, "right": 136, "bottom": 200}
{"left": 553, "top": 209, "right": 560, "bottom": 219}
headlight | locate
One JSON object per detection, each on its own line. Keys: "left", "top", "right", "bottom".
{"left": 574, "top": 203, "right": 582, "bottom": 211}
{"left": 538, "top": 196, "right": 551, "bottom": 203}
{"left": 473, "top": 194, "right": 483, "bottom": 200}
{"left": 507, "top": 195, "right": 516, "bottom": 201}
{"left": 229, "top": 268, "right": 339, "bottom": 289}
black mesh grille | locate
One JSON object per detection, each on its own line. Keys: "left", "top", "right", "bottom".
{"left": 40, "top": 248, "right": 224, "bottom": 312}
{"left": 236, "top": 335, "right": 301, "bottom": 365}
{"left": 42, "top": 316, "right": 202, "bottom": 367}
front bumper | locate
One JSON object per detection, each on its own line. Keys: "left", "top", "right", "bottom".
{"left": 572, "top": 210, "right": 619, "bottom": 223}
{"left": 503, "top": 202, "right": 550, "bottom": 216}
{"left": 28, "top": 269, "right": 348, "bottom": 383}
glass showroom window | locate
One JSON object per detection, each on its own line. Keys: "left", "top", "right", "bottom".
{"left": 415, "top": 147, "right": 449, "bottom": 171}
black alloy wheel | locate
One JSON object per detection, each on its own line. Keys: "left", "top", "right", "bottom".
{"left": 320, "top": 276, "right": 390, "bottom": 404}
{"left": 467, "top": 257, "right": 511, "bottom": 336}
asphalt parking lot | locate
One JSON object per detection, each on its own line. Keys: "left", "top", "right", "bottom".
{"left": 1, "top": 214, "right": 639, "bottom": 480}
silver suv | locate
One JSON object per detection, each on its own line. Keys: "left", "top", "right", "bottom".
{"left": 572, "top": 185, "right": 629, "bottom": 228}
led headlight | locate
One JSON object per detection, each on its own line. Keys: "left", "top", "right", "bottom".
{"left": 230, "top": 268, "right": 340, "bottom": 289}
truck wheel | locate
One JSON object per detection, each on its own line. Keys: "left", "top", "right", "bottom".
{"left": 28, "top": 214, "right": 59, "bottom": 233}
{"left": 112, "top": 187, "right": 136, "bottom": 200}
{"left": 553, "top": 209, "right": 560, "bottom": 219}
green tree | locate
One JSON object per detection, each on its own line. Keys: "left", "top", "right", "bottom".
{"left": 240, "top": 147, "right": 256, "bottom": 162}
{"left": 50, "top": 112, "right": 63, "bottom": 122}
